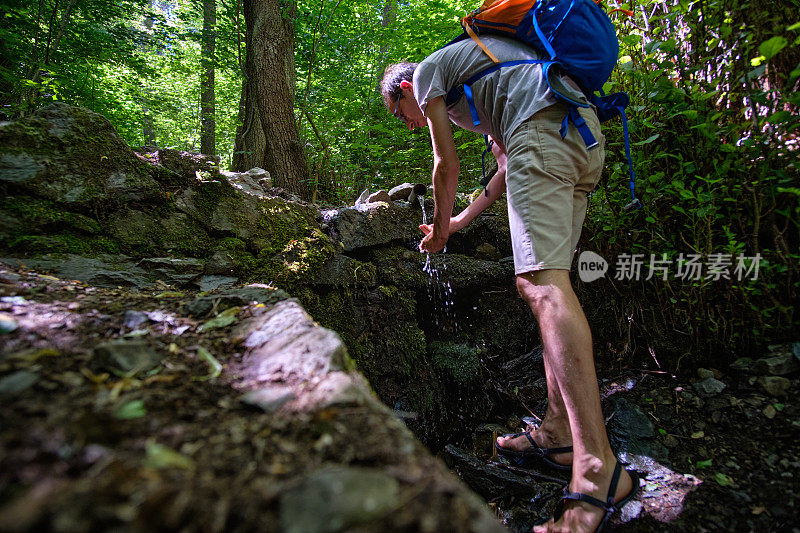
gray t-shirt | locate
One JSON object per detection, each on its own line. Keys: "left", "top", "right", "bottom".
{"left": 413, "top": 36, "right": 585, "bottom": 145}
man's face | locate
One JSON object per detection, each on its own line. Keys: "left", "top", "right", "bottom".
{"left": 389, "top": 85, "right": 425, "bottom": 130}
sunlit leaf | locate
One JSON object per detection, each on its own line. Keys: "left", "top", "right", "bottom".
{"left": 759, "top": 36, "right": 788, "bottom": 60}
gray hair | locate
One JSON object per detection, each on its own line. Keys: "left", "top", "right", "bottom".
{"left": 380, "top": 62, "right": 418, "bottom": 103}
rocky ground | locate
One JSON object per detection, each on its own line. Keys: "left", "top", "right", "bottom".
{"left": 0, "top": 262, "right": 502, "bottom": 532}
{"left": 1, "top": 259, "right": 798, "bottom": 532}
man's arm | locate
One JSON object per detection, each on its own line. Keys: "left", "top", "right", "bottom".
{"left": 420, "top": 96, "right": 459, "bottom": 253}
{"left": 420, "top": 136, "right": 507, "bottom": 237}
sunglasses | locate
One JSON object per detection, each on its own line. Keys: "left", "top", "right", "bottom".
{"left": 393, "top": 94, "right": 410, "bottom": 124}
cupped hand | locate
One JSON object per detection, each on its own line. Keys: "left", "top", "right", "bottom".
{"left": 419, "top": 226, "right": 448, "bottom": 253}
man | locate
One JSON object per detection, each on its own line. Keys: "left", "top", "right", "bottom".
{"left": 380, "top": 34, "right": 638, "bottom": 533}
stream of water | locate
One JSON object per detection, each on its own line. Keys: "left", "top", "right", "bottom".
{"left": 419, "top": 196, "right": 458, "bottom": 332}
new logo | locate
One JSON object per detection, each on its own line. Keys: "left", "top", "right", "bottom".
{"left": 578, "top": 251, "right": 608, "bottom": 283}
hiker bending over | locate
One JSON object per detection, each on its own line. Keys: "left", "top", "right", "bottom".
{"left": 381, "top": 35, "right": 638, "bottom": 533}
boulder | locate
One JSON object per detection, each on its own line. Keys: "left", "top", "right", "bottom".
{"left": 0, "top": 103, "right": 162, "bottom": 210}
{"left": 367, "top": 190, "right": 392, "bottom": 203}
{"left": 388, "top": 182, "right": 415, "bottom": 201}
{"left": 321, "top": 202, "right": 426, "bottom": 252}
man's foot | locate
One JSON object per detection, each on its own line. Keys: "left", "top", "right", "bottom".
{"left": 533, "top": 458, "right": 639, "bottom": 533}
{"left": 495, "top": 425, "right": 573, "bottom": 469}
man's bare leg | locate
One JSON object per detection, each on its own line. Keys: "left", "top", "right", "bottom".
{"left": 513, "top": 269, "right": 633, "bottom": 533}
{"left": 495, "top": 349, "right": 573, "bottom": 467}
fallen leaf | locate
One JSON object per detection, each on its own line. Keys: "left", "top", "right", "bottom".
{"left": 194, "top": 347, "right": 222, "bottom": 381}
{"left": 113, "top": 399, "right": 147, "bottom": 419}
{"left": 715, "top": 472, "right": 734, "bottom": 487}
{"left": 9, "top": 347, "right": 60, "bottom": 362}
{"left": 144, "top": 441, "right": 195, "bottom": 470}
{"left": 198, "top": 314, "right": 237, "bottom": 332}
{"left": 155, "top": 291, "right": 185, "bottom": 298}
{"left": 691, "top": 430, "right": 705, "bottom": 439}
{"left": 696, "top": 459, "right": 713, "bottom": 469}
{"left": 763, "top": 405, "right": 777, "bottom": 419}
{"left": 80, "top": 367, "right": 109, "bottom": 384}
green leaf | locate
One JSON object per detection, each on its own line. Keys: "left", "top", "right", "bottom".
{"left": 197, "top": 308, "right": 240, "bottom": 332}
{"left": 759, "top": 36, "right": 788, "bottom": 60}
{"left": 194, "top": 347, "right": 222, "bottom": 381}
{"left": 145, "top": 441, "right": 195, "bottom": 470}
{"left": 696, "top": 459, "right": 712, "bottom": 469}
{"left": 715, "top": 472, "right": 734, "bottom": 486}
{"left": 113, "top": 399, "right": 147, "bottom": 419}
{"left": 633, "top": 134, "right": 660, "bottom": 146}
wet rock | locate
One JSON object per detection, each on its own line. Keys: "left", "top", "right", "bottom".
{"left": 693, "top": 377, "right": 727, "bottom": 397}
{"left": 367, "top": 190, "right": 391, "bottom": 203}
{"left": 92, "top": 339, "right": 164, "bottom": 376}
{"left": 0, "top": 371, "right": 39, "bottom": 394}
{"left": 279, "top": 466, "right": 400, "bottom": 533}
{"left": 753, "top": 353, "right": 799, "bottom": 376}
{"left": 757, "top": 376, "right": 791, "bottom": 398}
{"left": 388, "top": 182, "right": 415, "bottom": 201}
{"left": 607, "top": 397, "right": 669, "bottom": 461}
{"left": 240, "top": 386, "right": 296, "bottom": 413}
{"left": 443, "top": 445, "right": 561, "bottom": 500}
{"left": 183, "top": 285, "right": 289, "bottom": 317}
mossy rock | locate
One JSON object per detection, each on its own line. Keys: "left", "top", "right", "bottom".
{"left": 428, "top": 341, "right": 482, "bottom": 387}
{"left": 0, "top": 103, "right": 163, "bottom": 211}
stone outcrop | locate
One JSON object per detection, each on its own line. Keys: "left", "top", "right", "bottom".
{"left": 0, "top": 103, "right": 533, "bottom": 492}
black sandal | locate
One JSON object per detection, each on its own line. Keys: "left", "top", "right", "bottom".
{"left": 494, "top": 431, "right": 573, "bottom": 471}
{"left": 553, "top": 461, "right": 640, "bottom": 532}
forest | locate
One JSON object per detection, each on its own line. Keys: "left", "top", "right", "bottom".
{"left": 0, "top": 0, "right": 799, "bottom": 531}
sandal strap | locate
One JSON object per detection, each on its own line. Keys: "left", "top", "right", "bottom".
{"left": 520, "top": 432, "right": 573, "bottom": 456}
{"left": 606, "top": 461, "right": 623, "bottom": 507}
{"left": 561, "top": 461, "right": 626, "bottom": 512}
{"left": 562, "top": 491, "right": 610, "bottom": 511}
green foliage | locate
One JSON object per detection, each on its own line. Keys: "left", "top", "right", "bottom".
{"left": 584, "top": 0, "right": 799, "bottom": 363}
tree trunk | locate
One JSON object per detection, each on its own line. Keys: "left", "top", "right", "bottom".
{"left": 233, "top": 0, "right": 310, "bottom": 200}
{"left": 200, "top": 0, "right": 216, "bottom": 155}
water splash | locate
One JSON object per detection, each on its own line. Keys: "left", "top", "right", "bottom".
{"left": 418, "top": 196, "right": 458, "bottom": 332}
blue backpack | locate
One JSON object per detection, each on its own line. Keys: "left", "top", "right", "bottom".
{"left": 443, "top": 0, "right": 640, "bottom": 209}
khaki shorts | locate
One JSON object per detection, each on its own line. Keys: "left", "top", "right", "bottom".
{"left": 504, "top": 103, "right": 605, "bottom": 274}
